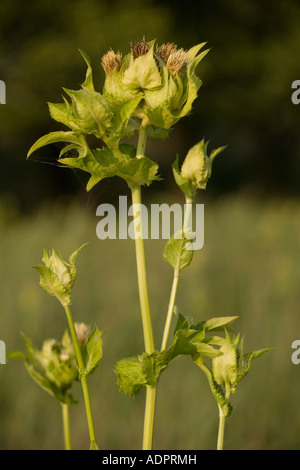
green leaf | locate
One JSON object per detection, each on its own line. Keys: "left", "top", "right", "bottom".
{"left": 115, "top": 313, "right": 231, "bottom": 397}
{"left": 238, "top": 348, "right": 273, "bottom": 383}
{"left": 60, "top": 143, "right": 160, "bottom": 190}
{"left": 24, "top": 361, "right": 57, "bottom": 397}
{"left": 69, "top": 243, "right": 88, "bottom": 266}
{"left": 144, "top": 105, "right": 178, "bottom": 130}
{"left": 118, "top": 155, "right": 160, "bottom": 188}
{"left": 79, "top": 49, "right": 95, "bottom": 91}
{"left": 167, "top": 328, "right": 220, "bottom": 360}
{"left": 174, "top": 46, "right": 209, "bottom": 120}
{"left": 27, "top": 131, "right": 86, "bottom": 159}
{"left": 81, "top": 325, "right": 103, "bottom": 377}
{"left": 143, "top": 67, "right": 181, "bottom": 129}
{"left": 186, "top": 42, "right": 208, "bottom": 62}
{"left": 60, "top": 146, "right": 119, "bottom": 191}
{"left": 114, "top": 356, "right": 148, "bottom": 397}
{"left": 147, "top": 125, "right": 171, "bottom": 140}
{"left": 48, "top": 102, "right": 74, "bottom": 129}
{"left": 107, "top": 96, "right": 142, "bottom": 145}
{"left": 202, "top": 316, "right": 239, "bottom": 332}
{"left": 102, "top": 52, "right": 141, "bottom": 105}
{"left": 163, "top": 229, "right": 194, "bottom": 271}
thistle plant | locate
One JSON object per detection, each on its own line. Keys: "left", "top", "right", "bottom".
{"left": 26, "top": 37, "right": 272, "bottom": 450}
{"left": 11, "top": 245, "right": 103, "bottom": 450}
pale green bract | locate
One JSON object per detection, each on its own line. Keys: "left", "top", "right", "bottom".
{"left": 173, "top": 139, "right": 227, "bottom": 200}
{"left": 212, "top": 330, "right": 273, "bottom": 393}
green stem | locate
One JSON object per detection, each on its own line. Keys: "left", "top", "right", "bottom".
{"left": 217, "top": 384, "right": 230, "bottom": 450}
{"left": 61, "top": 403, "right": 72, "bottom": 450}
{"left": 130, "top": 123, "right": 156, "bottom": 450}
{"left": 217, "top": 406, "right": 226, "bottom": 451}
{"left": 160, "top": 269, "right": 180, "bottom": 352}
{"left": 143, "top": 386, "right": 156, "bottom": 450}
{"left": 136, "top": 122, "right": 148, "bottom": 160}
{"left": 160, "top": 197, "right": 193, "bottom": 351}
{"left": 64, "top": 305, "right": 98, "bottom": 449}
{"left": 131, "top": 185, "right": 155, "bottom": 354}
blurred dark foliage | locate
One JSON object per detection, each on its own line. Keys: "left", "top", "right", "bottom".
{"left": 1, "top": 0, "right": 300, "bottom": 214}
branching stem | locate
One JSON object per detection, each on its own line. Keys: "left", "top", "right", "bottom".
{"left": 64, "top": 305, "right": 98, "bottom": 449}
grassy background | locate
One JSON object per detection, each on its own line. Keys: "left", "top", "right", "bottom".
{"left": 1, "top": 192, "right": 300, "bottom": 450}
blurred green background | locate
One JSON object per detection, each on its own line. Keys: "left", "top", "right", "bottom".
{"left": 1, "top": 0, "right": 300, "bottom": 450}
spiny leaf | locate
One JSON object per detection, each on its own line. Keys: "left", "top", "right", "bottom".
{"left": 238, "top": 348, "right": 274, "bottom": 383}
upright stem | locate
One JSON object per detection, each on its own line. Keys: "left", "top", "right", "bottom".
{"left": 61, "top": 403, "right": 72, "bottom": 450}
{"left": 64, "top": 305, "right": 98, "bottom": 449}
{"left": 217, "top": 384, "right": 230, "bottom": 450}
{"left": 160, "top": 198, "right": 193, "bottom": 351}
{"left": 160, "top": 269, "right": 180, "bottom": 352}
{"left": 217, "top": 406, "right": 226, "bottom": 451}
{"left": 130, "top": 122, "right": 156, "bottom": 450}
{"left": 131, "top": 185, "right": 155, "bottom": 354}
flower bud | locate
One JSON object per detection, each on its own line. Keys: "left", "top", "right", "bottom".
{"left": 166, "top": 48, "right": 187, "bottom": 75}
{"left": 130, "top": 36, "right": 150, "bottom": 59}
{"left": 157, "top": 42, "right": 178, "bottom": 63}
{"left": 14, "top": 331, "right": 79, "bottom": 403}
{"left": 143, "top": 42, "right": 209, "bottom": 130}
{"left": 34, "top": 244, "right": 87, "bottom": 307}
{"left": 36, "top": 332, "right": 78, "bottom": 389}
{"left": 181, "top": 139, "right": 226, "bottom": 190}
{"left": 101, "top": 49, "right": 122, "bottom": 74}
